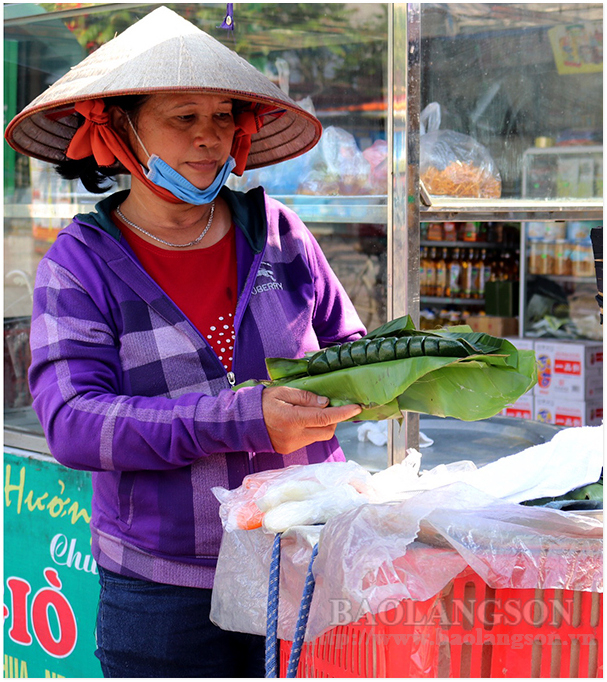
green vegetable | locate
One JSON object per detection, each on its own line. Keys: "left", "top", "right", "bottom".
{"left": 235, "top": 314, "right": 538, "bottom": 423}
{"left": 524, "top": 477, "right": 603, "bottom": 507}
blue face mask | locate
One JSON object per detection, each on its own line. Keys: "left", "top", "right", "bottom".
{"left": 127, "top": 115, "right": 235, "bottom": 205}
{"left": 146, "top": 153, "right": 236, "bottom": 205}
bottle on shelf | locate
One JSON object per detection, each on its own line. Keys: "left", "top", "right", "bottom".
{"left": 463, "top": 221, "right": 480, "bottom": 242}
{"left": 476, "top": 222, "right": 488, "bottom": 243}
{"left": 571, "top": 240, "right": 595, "bottom": 278}
{"left": 528, "top": 237, "right": 544, "bottom": 275}
{"left": 428, "top": 246, "right": 438, "bottom": 296}
{"left": 474, "top": 249, "right": 486, "bottom": 299}
{"left": 481, "top": 248, "right": 492, "bottom": 292}
{"left": 466, "top": 248, "right": 481, "bottom": 299}
{"left": 446, "top": 247, "right": 462, "bottom": 298}
{"left": 435, "top": 247, "right": 449, "bottom": 297}
{"left": 427, "top": 222, "right": 443, "bottom": 241}
{"left": 420, "top": 247, "right": 427, "bottom": 296}
{"left": 443, "top": 222, "right": 457, "bottom": 241}
{"left": 460, "top": 248, "right": 473, "bottom": 299}
{"left": 485, "top": 222, "right": 499, "bottom": 243}
{"left": 500, "top": 250, "right": 518, "bottom": 281}
{"left": 554, "top": 239, "right": 572, "bottom": 276}
{"left": 489, "top": 249, "right": 501, "bottom": 282}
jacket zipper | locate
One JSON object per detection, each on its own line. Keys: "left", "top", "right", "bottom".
{"left": 230, "top": 245, "right": 266, "bottom": 383}
{"left": 231, "top": 247, "right": 266, "bottom": 475}
{"left": 84, "top": 219, "right": 263, "bottom": 474}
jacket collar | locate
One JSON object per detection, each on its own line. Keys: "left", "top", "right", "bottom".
{"left": 74, "top": 186, "right": 267, "bottom": 253}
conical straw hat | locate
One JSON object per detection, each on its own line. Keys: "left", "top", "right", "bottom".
{"left": 5, "top": 6, "right": 322, "bottom": 170}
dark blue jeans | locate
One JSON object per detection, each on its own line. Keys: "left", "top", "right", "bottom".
{"left": 95, "top": 566, "right": 266, "bottom": 678}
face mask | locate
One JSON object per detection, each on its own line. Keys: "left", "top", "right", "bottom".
{"left": 127, "top": 115, "right": 235, "bottom": 205}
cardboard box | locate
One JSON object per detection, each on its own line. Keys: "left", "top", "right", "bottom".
{"left": 467, "top": 316, "right": 519, "bottom": 337}
{"left": 501, "top": 393, "right": 534, "bottom": 420}
{"left": 534, "top": 339, "right": 603, "bottom": 400}
{"left": 534, "top": 396, "right": 604, "bottom": 427}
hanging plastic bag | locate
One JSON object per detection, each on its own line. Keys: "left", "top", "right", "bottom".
{"left": 297, "top": 126, "right": 371, "bottom": 195}
{"left": 420, "top": 102, "right": 502, "bottom": 198}
{"left": 362, "top": 139, "right": 388, "bottom": 194}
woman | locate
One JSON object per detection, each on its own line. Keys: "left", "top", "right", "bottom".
{"left": 5, "top": 7, "right": 365, "bottom": 678}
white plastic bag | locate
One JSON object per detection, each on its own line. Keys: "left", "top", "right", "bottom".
{"left": 297, "top": 126, "right": 371, "bottom": 195}
{"left": 211, "top": 460, "right": 374, "bottom": 533}
{"left": 263, "top": 485, "right": 367, "bottom": 534}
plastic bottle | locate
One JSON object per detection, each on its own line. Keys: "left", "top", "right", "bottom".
{"left": 428, "top": 247, "right": 438, "bottom": 296}
{"left": 476, "top": 248, "right": 487, "bottom": 298}
{"left": 471, "top": 249, "right": 483, "bottom": 299}
{"left": 443, "top": 222, "right": 457, "bottom": 241}
{"left": 435, "top": 248, "right": 449, "bottom": 297}
{"left": 447, "top": 247, "right": 462, "bottom": 298}
{"left": 420, "top": 247, "right": 429, "bottom": 296}
{"left": 427, "top": 223, "right": 443, "bottom": 241}
{"left": 482, "top": 249, "right": 492, "bottom": 292}
{"left": 460, "top": 249, "right": 472, "bottom": 298}
{"left": 463, "top": 222, "right": 479, "bottom": 242}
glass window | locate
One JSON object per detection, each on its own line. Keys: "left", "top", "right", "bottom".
{"left": 420, "top": 3, "right": 603, "bottom": 200}
{"left": 4, "top": 3, "right": 389, "bottom": 440}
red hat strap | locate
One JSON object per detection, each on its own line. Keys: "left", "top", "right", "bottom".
{"left": 66, "top": 100, "right": 181, "bottom": 203}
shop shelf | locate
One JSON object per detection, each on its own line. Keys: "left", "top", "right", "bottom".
{"left": 421, "top": 296, "right": 485, "bottom": 305}
{"left": 276, "top": 195, "right": 388, "bottom": 224}
{"left": 421, "top": 240, "right": 506, "bottom": 249}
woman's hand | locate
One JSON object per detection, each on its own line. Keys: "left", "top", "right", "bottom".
{"left": 262, "top": 385, "right": 362, "bottom": 455}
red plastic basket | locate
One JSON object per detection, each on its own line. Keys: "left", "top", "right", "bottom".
{"left": 280, "top": 568, "right": 602, "bottom": 678}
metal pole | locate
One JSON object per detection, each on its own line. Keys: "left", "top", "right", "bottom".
{"left": 388, "top": 3, "right": 421, "bottom": 464}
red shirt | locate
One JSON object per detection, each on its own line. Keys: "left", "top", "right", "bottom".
{"left": 117, "top": 216, "right": 238, "bottom": 370}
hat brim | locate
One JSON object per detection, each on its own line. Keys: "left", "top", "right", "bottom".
{"left": 5, "top": 6, "right": 322, "bottom": 170}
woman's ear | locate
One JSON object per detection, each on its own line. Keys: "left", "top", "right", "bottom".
{"left": 108, "top": 107, "right": 129, "bottom": 139}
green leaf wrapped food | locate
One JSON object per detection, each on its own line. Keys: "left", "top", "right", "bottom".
{"left": 236, "top": 315, "right": 538, "bottom": 422}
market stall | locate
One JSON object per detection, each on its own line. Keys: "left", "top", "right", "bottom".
{"left": 3, "top": 2, "right": 603, "bottom": 678}
{"left": 210, "top": 424, "right": 603, "bottom": 678}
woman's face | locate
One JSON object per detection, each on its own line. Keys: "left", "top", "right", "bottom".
{"left": 124, "top": 92, "right": 236, "bottom": 190}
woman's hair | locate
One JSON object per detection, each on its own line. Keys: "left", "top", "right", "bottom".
{"left": 55, "top": 94, "right": 246, "bottom": 193}
{"left": 54, "top": 94, "right": 150, "bottom": 193}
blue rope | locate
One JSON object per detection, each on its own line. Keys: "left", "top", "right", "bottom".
{"left": 286, "top": 543, "right": 320, "bottom": 678}
{"left": 265, "top": 533, "right": 282, "bottom": 678}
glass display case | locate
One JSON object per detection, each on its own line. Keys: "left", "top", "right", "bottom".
{"left": 522, "top": 218, "right": 602, "bottom": 339}
{"left": 521, "top": 143, "right": 602, "bottom": 339}
{"left": 4, "top": 2, "right": 604, "bottom": 461}
{"left": 4, "top": 2, "right": 397, "bottom": 452}
{"left": 417, "top": 3, "right": 602, "bottom": 341}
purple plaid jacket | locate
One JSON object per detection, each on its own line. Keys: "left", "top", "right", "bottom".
{"left": 29, "top": 186, "right": 365, "bottom": 588}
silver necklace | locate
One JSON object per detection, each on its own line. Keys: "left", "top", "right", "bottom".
{"left": 116, "top": 202, "right": 215, "bottom": 248}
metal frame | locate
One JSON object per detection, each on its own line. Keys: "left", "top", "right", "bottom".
{"left": 420, "top": 199, "right": 602, "bottom": 223}
{"left": 387, "top": 3, "right": 421, "bottom": 463}
{"left": 4, "top": 429, "right": 51, "bottom": 455}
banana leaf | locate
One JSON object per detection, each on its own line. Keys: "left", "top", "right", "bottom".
{"left": 234, "top": 319, "right": 538, "bottom": 422}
